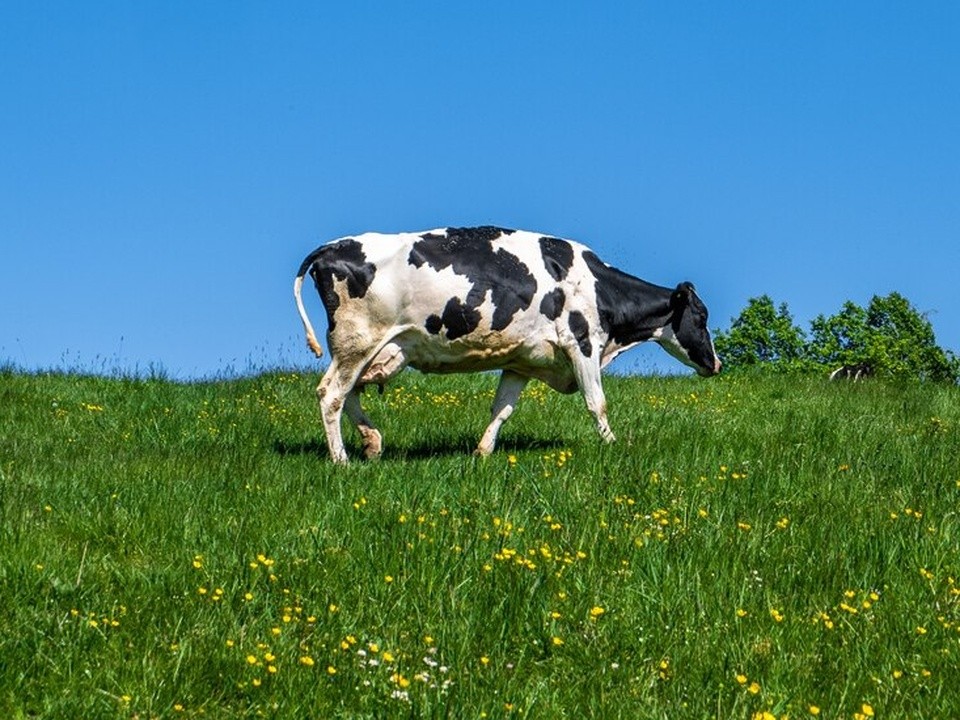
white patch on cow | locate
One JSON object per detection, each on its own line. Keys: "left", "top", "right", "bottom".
{"left": 653, "top": 326, "right": 694, "bottom": 367}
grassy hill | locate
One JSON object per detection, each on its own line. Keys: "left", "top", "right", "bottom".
{"left": 2, "top": 368, "right": 959, "bottom": 718}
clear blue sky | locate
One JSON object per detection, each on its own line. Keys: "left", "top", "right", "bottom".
{"left": 3, "top": 2, "right": 958, "bottom": 378}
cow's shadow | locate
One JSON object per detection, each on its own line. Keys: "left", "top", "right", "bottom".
{"left": 273, "top": 433, "right": 569, "bottom": 461}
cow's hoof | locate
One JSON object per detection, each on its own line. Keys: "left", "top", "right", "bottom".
{"left": 361, "top": 428, "right": 383, "bottom": 460}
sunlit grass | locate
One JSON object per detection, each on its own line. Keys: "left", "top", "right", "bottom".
{"left": 1, "top": 368, "right": 959, "bottom": 718}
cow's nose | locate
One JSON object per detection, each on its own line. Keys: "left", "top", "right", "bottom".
{"left": 713, "top": 357, "right": 722, "bottom": 374}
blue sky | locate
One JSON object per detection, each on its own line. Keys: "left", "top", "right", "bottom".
{"left": 3, "top": 2, "right": 958, "bottom": 378}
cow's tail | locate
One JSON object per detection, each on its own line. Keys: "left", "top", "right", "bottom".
{"left": 294, "top": 260, "right": 324, "bottom": 359}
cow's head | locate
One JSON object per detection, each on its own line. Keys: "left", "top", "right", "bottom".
{"left": 657, "top": 282, "right": 722, "bottom": 376}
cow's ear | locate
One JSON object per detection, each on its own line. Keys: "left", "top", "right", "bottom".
{"left": 671, "top": 282, "right": 692, "bottom": 309}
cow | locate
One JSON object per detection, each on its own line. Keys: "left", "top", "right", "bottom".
{"left": 294, "top": 226, "right": 721, "bottom": 463}
{"left": 829, "top": 363, "right": 873, "bottom": 381}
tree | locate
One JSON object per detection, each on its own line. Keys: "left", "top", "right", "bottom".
{"left": 713, "top": 295, "right": 808, "bottom": 371}
{"left": 860, "top": 293, "right": 958, "bottom": 382}
{"left": 807, "top": 301, "right": 868, "bottom": 368}
{"left": 727, "top": 291, "right": 960, "bottom": 383}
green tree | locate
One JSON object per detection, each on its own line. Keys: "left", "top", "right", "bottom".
{"left": 807, "top": 301, "right": 868, "bottom": 368}
{"left": 801, "top": 292, "right": 958, "bottom": 382}
{"left": 713, "top": 295, "right": 808, "bottom": 371}
{"left": 862, "top": 292, "right": 958, "bottom": 382}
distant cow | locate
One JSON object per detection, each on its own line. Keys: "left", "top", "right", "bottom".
{"left": 294, "top": 226, "right": 721, "bottom": 463}
{"left": 830, "top": 363, "right": 873, "bottom": 381}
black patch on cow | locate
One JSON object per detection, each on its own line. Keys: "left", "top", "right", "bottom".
{"left": 409, "top": 226, "right": 536, "bottom": 334}
{"left": 581, "top": 250, "right": 673, "bottom": 346}
{"left": 298, "top": 238, "right": 377, "bottom": 330}
{"left": 426, "top": 296, "right": 483, "bottom": 340}
{"left": 539, "top": 236, "right": 575, "bottom": 281}
{"left": 568, "top": 311, "right": 592, "bottom": 357}
{"left": 539, "top": 287, "right": 565, "bottom": 320}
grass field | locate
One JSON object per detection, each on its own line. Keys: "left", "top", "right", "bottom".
{"left": 2, "top": 366, "right": 959, "bottom": 719}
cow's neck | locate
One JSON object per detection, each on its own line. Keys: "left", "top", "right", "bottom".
{"left": 584, "top": 251, "right": 674, "bottom": 347}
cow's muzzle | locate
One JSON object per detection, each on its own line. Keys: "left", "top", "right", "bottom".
{"left": 697, "top": 357, "right": 722, "bottom": 377}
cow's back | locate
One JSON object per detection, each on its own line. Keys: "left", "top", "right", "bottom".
{"left": 349, "top": 228, "right": 569, "bottom": 331}
{"left": 324, "top": 228, "right": 588, "bottom": 382}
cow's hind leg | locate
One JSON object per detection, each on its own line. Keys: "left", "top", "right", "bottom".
{"left": 344, "top": 341, "right": 408, "bottom": 460}
{"left": 476, "top": 371, "right": 529, "bottom": 456}
{"left": 316, "top": 359, "right": 361, "bottom": 464}
{"left": 344, "top": 390, "right": 383, "bottom": 460}
{"left": 317, "top": 340, "right": 408, "bottom": 464}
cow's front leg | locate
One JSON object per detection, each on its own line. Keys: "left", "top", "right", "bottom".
{"left": 476, "top": 371, "right": 529, "bottom": 456}
{"left": 570, "top": 355, "right": 615, "bottom": 444}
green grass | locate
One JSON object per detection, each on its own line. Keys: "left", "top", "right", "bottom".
{"left": 2, "top": 367, "right": 959, "bottom": 719}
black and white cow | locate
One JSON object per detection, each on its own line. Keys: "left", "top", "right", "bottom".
{"left": 294, "top": 226, "right": 721, "bottom": 463}
{"left": 829, "top": 363, "right": 873, "bottom": 381}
